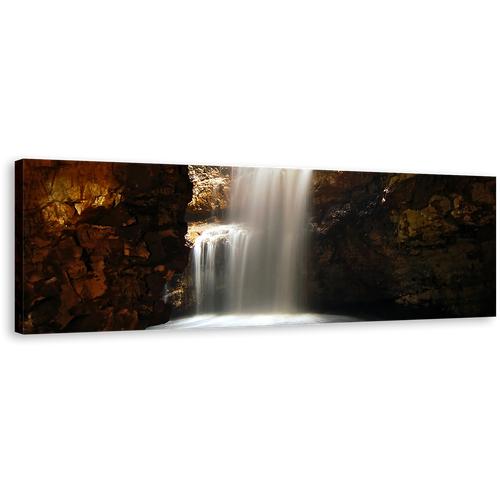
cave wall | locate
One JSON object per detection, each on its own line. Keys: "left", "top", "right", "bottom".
{"left": 15, "top": 159, "right": 192, "bottom": 333}
{"left": 309, "top": 171, "right": 496, "bottom": 318}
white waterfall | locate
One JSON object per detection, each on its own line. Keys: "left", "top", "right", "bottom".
{"left": 192, "top": 167, "right": 312, "bottom": 314}
{"left": 193, "top": 224, "right": 250, "bottom": 313}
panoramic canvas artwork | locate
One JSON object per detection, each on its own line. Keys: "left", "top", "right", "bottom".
{"left": 15, "top": 159, "right": 496, "bottom": 334}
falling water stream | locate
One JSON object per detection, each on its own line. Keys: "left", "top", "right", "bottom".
{"left": 149, "top": 166, "right": 367, "bottom": 329}
{"left": 194, "top": 167, "right": 311, "bottom": 314}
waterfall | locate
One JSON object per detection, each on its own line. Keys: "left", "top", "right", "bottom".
{"left": 192, "top": 167, "right": 312, "bottom": 314}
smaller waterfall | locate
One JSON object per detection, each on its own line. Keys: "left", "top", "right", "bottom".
{"left": 193, "top": 224, "right": 250, "bottom": 313}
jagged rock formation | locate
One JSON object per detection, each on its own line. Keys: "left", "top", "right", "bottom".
{"left": 309, "top": 171, "right": 496, "bottom": 318}
{"left": 186, "top": 165, "right": 231, "bottom": 221}
{"left": 15, "top": 159, "right": 192, "bottom": 333}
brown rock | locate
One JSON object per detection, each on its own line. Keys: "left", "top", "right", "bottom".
{"left": 55, "top": 236, "right": 83, "bottom": 262}
{"left": 90, "top": 260, "right": 105, "bottom": 273}
{"left": 30, "top": 245, "right": 53, "bottom": 264}
{"left": 54, "top": 309, "right": 74, "bottom": 331}
{"left": 63, "top": 309, "right": 107, "bottom": 333}
{"left": 70, "top": 278, "right": 87, "bottom": 299}
{"left": 186, "top": 165, "right": 231, "bottom": 220}
{"left": 383, "top": 175, "right": 417, "bottom": 208}
{"left": 123, "top": 217, "right": 136, "bottom": 226}
{"left": 134, "top": 242, "right": 151, "bottom": 259}
{"left": 32, "top": 236, "right": 51, "bottom": 248}
{"left": 60, "top": 283, "right": 79, "bottom": 310}
{"left": 149, "top": 300, "right": 173, "bottom": 327}
{"left": 145, "top": 273, "right": 167, "bottom": 297}
{"left": 143, "top": 232, "right": 165, "bottom": 261}
{"left": 109, "top": 309, "right": 140, "bottom": 331}
{"left": 83, "top": 274, "right": 107, "bottom": 299}
{"left": 27, "top": 270, "right": 46, "bottom": 284}
{"left": 66, "top": 263, "right": 88, "bottom": 280}
{"left": 471, "top": 181, "right": 495, "bottom": 204}
{"left": 35, "top": 277, "right": 62, "bottom": 298}
{"left": 26, "top": 296, "right": 61, "bottom": 328}
{"left": 164, "top": 270, "right": 175, "bottom": 281}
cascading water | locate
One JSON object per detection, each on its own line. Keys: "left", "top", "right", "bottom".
{"left": 192, "top": 224, "right": 250, "bottom": 313}
{"left": 193, "top": 167, "right": 312, "bottom": 314}
{"left": 149, "top": 166, "right": 370, "bottom": 329}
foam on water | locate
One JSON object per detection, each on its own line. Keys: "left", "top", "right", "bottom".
{"left": 148, "top": 313, "right": 367, "bottom": 330}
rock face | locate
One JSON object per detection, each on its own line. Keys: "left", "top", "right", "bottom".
{"left": 15, "top": 159, "right": 192, "bottom": 333}
{"left": 309, "top": 171, "right": 496, "bottom": 318}
{"left": 185, "top": 165, "right": 232, "bottom": 222}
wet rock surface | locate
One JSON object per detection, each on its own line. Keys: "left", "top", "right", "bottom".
{"left": 16, "top": 159, "right": 192, "bottom": 333}
{"left": 309, "top": 171, "right": 496, "bottom": 318}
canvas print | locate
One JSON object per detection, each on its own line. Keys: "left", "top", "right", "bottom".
{"left": 15, "top": 159, "right": 496, "bottom": 334}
